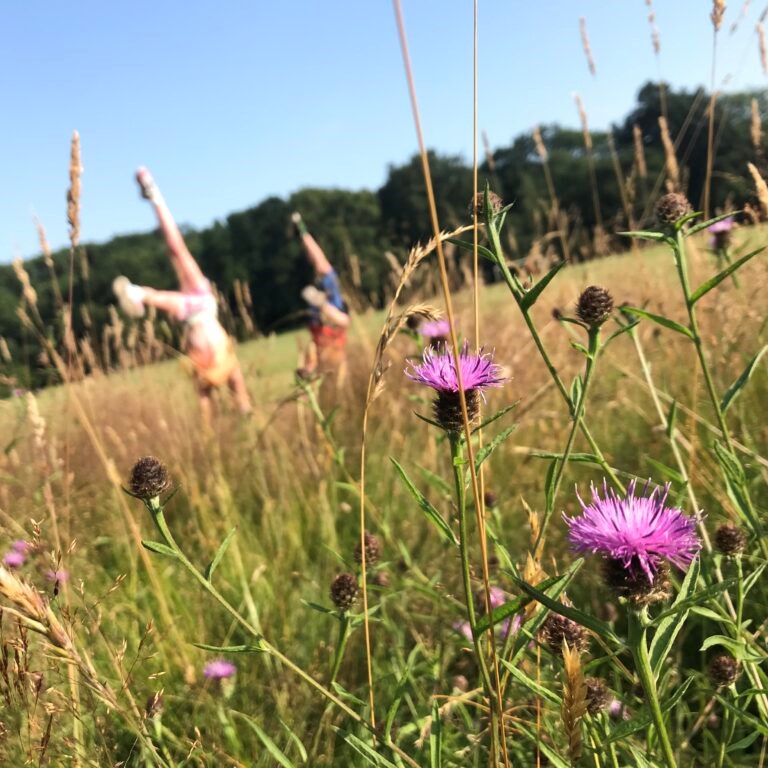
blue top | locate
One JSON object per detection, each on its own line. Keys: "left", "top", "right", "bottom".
{"left": 310, "top": 269, "right": 348, "bottom": 324}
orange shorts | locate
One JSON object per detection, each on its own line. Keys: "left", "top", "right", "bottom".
{"left": 310, "top": 323, "right": 348, "bottom": 349}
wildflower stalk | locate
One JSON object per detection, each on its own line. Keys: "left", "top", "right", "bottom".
{"left": 627, "top": 609, "right": 677, "bottom": 768}
{"left": 485, "top": 215, "right": 624, "bottom": 493}
{"left": 535, "top": 327, "right": 600, "bottom": 556}
{"left": 142, "top": 497, "right": 420, "bottom": 768}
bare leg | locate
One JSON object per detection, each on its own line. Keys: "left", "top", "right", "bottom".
{"left": 227, "top": 363, "right": 252, "bottom": 415}
{"left": 137, "top": 168, "right": 208, "bottom": 293}
{"left": 197, "top": 384, "right": 214, "bottom": 429}
{"left": 140, "top": 288, "right": 189, "bottom": 320}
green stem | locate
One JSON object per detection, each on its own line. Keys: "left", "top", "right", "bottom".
{"left": 534, "top": 328, "right": 600, "bottom": 555}
{"left": 628, "top": 610, "right": 677, "bottom": 768}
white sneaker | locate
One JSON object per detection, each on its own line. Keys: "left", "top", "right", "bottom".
{"left": 291, "top": 211, "right": 303, "bottom": 225}
{"left": 113, "top": 276, "right": 145, "bottom": 318}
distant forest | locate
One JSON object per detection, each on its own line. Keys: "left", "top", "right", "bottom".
{"left": 1, "top": 81, "right": 767, "bottom": 389}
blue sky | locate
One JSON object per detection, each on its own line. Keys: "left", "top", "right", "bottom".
{"left": 2, "top": 1, "right": 766, "bottom": 259}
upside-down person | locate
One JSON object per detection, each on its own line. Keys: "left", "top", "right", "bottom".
{"left": 113, "top": 168, "right": 252, "bottom": 422}
{"left": 292, "top": 211, "right": 350, "bottom": 379}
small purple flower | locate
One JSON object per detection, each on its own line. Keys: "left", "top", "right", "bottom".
{"left": 419, "top": 319, "right": 451, "bottom": 340}
{"left": 454, "top": 613, "right": 521, "bottom": 643}
{"left": 708, "top": 217, "right": 734, "bottom": 234}
{"left": 11, "top": 540, "right": 30, "bottom": 554}
{"left": 406, "top": 342, "right": 506, "bottom": 394}
{"left": 46, "top": 569, "right": 69, "bottom": 584}
{"left": 564, "top": 480, "right": 701, "bottom": 584}
{"left": 709, "top": 217, "right": 734, "bottom": 249}
{"left": 203, "top": 659, "right": 236, "bottom": 680}
{"left": 3, "top": 551, "right": 25, "bottom": 568}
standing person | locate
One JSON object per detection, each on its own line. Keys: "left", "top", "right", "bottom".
{"left": 292, "top": 211, "right": 350, "bottom": 379}
{"left": 113, "top": 167, "right": 252, "bottom": 422}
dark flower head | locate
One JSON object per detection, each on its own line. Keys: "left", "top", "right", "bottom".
{"left": 539, "top": 612, "right": 588, "bottom": 654}
{"left": 483, "top": 490, "right": 498, "bottom": 509}
{"left": 708, "top": 653, "right": 741, "bottom": 687}
{"left": 714, "top": 522, "right": 747, "bottom": 556}
{"left": 469, "top": 190, "right": 503, "bottom": 219}
{"left": 576, "top": 286, "right": 614, "bottom": 327}
{"left": 655, "top": 193, "right": 692, "bottom": 227}
{"left": 129, "top": 456, "right": 171, "bottom": 500}
{"left": 372, "top": 570, "right": 390, "bottom": 588}
{"left": 603, "top": 557, "right": 672, "bottom": 606}
{"left": 330, "top": 573, "right": 358, "bottom": 612}
{"left": 585, "top": 677, "right": 611, "bottom": 715}
{"left": 354, "top": 532, "right": 380, "bottom": 566}
{"left": 203, "top": 659, "right": 236, "bottom": 680}
{"left": 564, "top": 480, "right": 701, "bottom": 586}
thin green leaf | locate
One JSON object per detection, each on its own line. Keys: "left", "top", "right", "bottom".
{"left": 472, "top": 402, "right": 519, "bottom": 433}
{"left": 570, "top": 341, "right": 589, "bottom": 357}
{"left": 544, "top": 459, "right": 557, "bottom": 515}
{"left": 501, "top": 659, "right": 562, "bottom": 705}
{"left": 519, "top": 260, "right": 567, "bottom": 311}
{"left": 413, "top": 412, "right": 445, "bottom": 431}
{"left": 390, "top": 458, "right": 458, "bottom": 546}
{"left": 666, "top": 399, "right": 678, "bottom": 439}
{"left": 429, "top": 698, "right": 442, "bottom": 768}
{"left": 686, "top": 210, "right": 739, "bottom": 237}
{"left": 649, "top": 556, "right": 700, "bottom": 675}
{"left": 720, "top": 344, "right": 768, "bottom": 413}
{"left": 192, "top": 642, "right": 264, "bottom": 653}
{"left": 700, "top": 635, "right": 764, "bottom": 662}
{"left": 445, "top": 237, "right": 497, "bottom": 264}
{"left": 716, "top": 696, "right": 768, "bottom": 736}
{"left": 205, "top": 527, "right": 237, "bottom": 581}
{"left": 621, "top": 306, "right": 694, "bottom": 338}
{"left": 531, "top": 451, "right": 602, "bottom": 466}
{"left": 652, "top": 574, "right": 739, "bottom": 622}
{"left": 278, "top": 717, "right": 308, "bottom": 763}
{"left": 743, "top": 563, "right": 767, "bottom": 596}
{"left": 335, "top": 730, "right": 398, "bottom": 767}
{"left": 728, "top": 731, "right": 761, "bottom": 753}
{"left": 603, "top": 318, "right": 639, "bottom": 347}
{"left": 689, "top": 246, "right": 765, "bottom": 303}
{"left": 237, "top": 714, "right": 297, "bottom": 768}
{"left": 416, "top": 464, "right": 452, "bottom": 495}
{"left": 141, "top": 540, "right": 178, "bottom": 558}
{"left": 472, "top": 425, "right": 517, "bottom": 475}
{"left": 618, "top": 230, "right": 671, "bottom": 242}
{"left": 645, "top": 457, "right": 685, "bottom": 486}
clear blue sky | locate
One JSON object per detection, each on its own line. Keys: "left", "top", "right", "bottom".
{"left": 2, "top": 1, "right": 765, "bottom": 260}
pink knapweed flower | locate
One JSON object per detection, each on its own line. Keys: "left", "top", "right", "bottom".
{"left": 46, "top": 569, "right": 69, "bottom": 584}
{"left": 406, "top": 343, "right": 506, "bottom": 394}
{"left": 203, "top": 659, "right": 236, "bottom": 679}
{"left": 419, "top": 319, "right": 451, "bottom": 340}
{"left": 708, "top": 218, "right": 734, "bottom": 234}
{"left": 564, "top": 480, "right": 701, "bottom": 583}
{"left": 11, "top": 540, "right": 30, "bottom": 554}
{"left": 3, "top": 551, "right": 25, "bottom": 568}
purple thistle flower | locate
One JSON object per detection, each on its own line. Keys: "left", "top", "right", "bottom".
{"left": 708, "top": 217, "right": 734, "bottom": 234}
{"left": 46, "top": 569, "right": 69, "bottom": 584}
{"left": 709, "top": 217, "right": 734, "bottom": 250}
{"left": 3, "top": 551, "right": 25, "bottom": 569}
{"left": 419, "top": 319, "right": 451, "bottom": 340}
{"left": 203, "top": 659, "right": 236, "bottom": 679}
{"left": 11, "top": 540, "right": 30, "bottom": 554}
{"left": 406, "top": 342, "right": 506, "bottom": 394}
{"left": 564, "top": 480, "right": 701, "bottom": 584}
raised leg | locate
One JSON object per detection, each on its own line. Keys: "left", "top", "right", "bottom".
{"left": 227, "top": 363, "right": 253, "bottom": 415}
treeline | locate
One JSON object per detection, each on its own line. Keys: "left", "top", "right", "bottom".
{"left": 1, "top": 82, "right": 766, "bottom": 389}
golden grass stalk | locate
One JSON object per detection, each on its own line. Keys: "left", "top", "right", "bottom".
{"left": 67, "top": 131, "right": 82, "bottom": 249}
{"left": 747, "top": 161, "right": 768, "bottom": 218}
{"left": 561, "top": 641, "right": 587, "bottom": 763}
{"left": 533, "top": 126, "right": 571, "bottom": 262}
{"left": 759, "top": 22, "right": 768, "bottom": 74}
{"left": 573, "top": 93, "right": 592, "bottom": 153}
{"left": 573, "top": 93, "right": 605, "bottom": 254}
{"left": 0, "top": 336, "right": 11, "bottom": 364}
{"left": 646, "top": 0, "right": 661, "bottom": 54}
{"left": 751, "top": 98, "right": 762, "bottom": 150}
{"left": 35, "top": 216, "right": 64, "bottom": 309}
{"left": 658, "top": 115, "right": 680, "bottom": 191}
{"left": 711, "top": 0, "right": 726, "bottom": 31}
{"left": 633, "top": 124, "right": 648, "bottom": 178}
{"left": 482, "top": 129, "right": 496, "bottom": 173}
{"left": 579, "top": 17, "right": 597, "bottom": 76}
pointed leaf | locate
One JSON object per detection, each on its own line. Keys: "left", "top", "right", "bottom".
{"left": 622, "top": 307, "right": 694, "bottom": 338}
{"left": 519, "top": 260, "right": 567, "bottom": 311}
{"left": 335, "top": 731, "right": 398, "bottom": 767}
{"left": 193, "top": 642, "right": 264, "bottom": 653}
{"left": 429, "top": 697, "right": 442, "bottom": 768}
{"left": 236, "top": 714, "right": 298, "bottom": 768}
{"left": 690, "top": 247, "right": 765, "bottom": 304}
{"left": 141, "top": 540, "right": 178, "bottom": 558}
{"left": 619, "top": 229, "right": 670, "bottom": 242}
{"left": 686, "top": 210, "right": 739, "bottom": 237}
{"left": 502, "top": 659, "right": 562, "bottom": 705}
{"left": 445, "top": 237, "right": 497, "bottom": 264}
{"left": 205, "top": 527, "right": 237, "bottom": 581}
{"left": 390, "top": 458, "right": 458, "bottom": 546}
{"left": 472, "top": 425, "right": 517, "bottom": 475}
{"left": 720, "top": 345, "right": 768, "bottom": 413}
{"left": 472, "top": 402, "right": 519, "bottom": 433}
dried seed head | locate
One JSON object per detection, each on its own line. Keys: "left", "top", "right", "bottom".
{"left": 714, "top": 523, "right": 747, "bottom": 556}
{"left": 483, "top": 490, "right": 498, "bottom": 509}
{"left": 603, "top": 558, "right": 672, "bottom": 606}
{"left": 433, "top": 389, "right": 481, "bottom": 433}
{"left": 655, "top": 193, "right": 693, "bottom": 226}
{"left": 708, "top": 653, "right": 741, "bottom": 687}
{"left": 585, "top": 677, "right": 611, "bottom": 715}
{"left": 129, "top": 456, "right": 171, "bottom": 500}
{"left": 469, "top": 190, "right": 503, "bottom": 219}
{"left": 372, "top": 570, "right": 390, "bottom": 588}
{"left": 330, "top": 573, "right": 358, "bottom": 612}
{"left": 354, "top": 531, "right": 381, "bottom": 566}
{"left": 576, "top": 286, "right": 614, "bottom": 327}
{"left": 539, "top": 613, "right": 588, "bottom": 655}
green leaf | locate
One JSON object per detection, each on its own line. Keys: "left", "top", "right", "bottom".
{"left": 415, "top": 464, "right": 451, "bottom": 495}
{"left": 531, "top": 451, "right": 602, "bottom": 466}
{"left": 544, "top": 459, "right": 557, "bottom": 515}
{"left": 570, "top": 375, "right": 582, "bottom": 412}
{"left": 700, "top": 635, "right": 764, "bottom": 662}
{"left": 621, "top": 306, "right": 694, "bottom": 338}
{"left": 278, "top": 717, "right": 308, "bottom": 763}
{"left": 335, "top": 730, "right": 398, "bottom": 767}
{"left": 652, "top": 574, "right": 739, "bottom": 623}
{"left": 510, "top": 572, "right": 623, "bottom": 647}
{"left": 603, "top": 318, "right": 640, "bottom": 347}
{"left": 472, "top": 402, "right": 519, "bottom": 433}
{"left": 519, "top": 260, "right": 566, "bottom": 311}
{"left": 686, "top": 210, "right": 738, "bottom": 237}
{"left": 141, "top": 540, "right": 178, "bottom": 558}
{"left": 645, "top": 457, "right": 685, "bottom": 486}
{"left": 445, "top": 237, "right": 497, "bottom": 264}
{"left": 390, "top": 458, "right": 458, "bottom": 546}
{"left": 570, "top": 341, "right": 589, "bottom": 357}
{"left": 713, "top": 441, "right": 746, "bottom": 487}
{"left": 618, "top": 230, "right": 671, "bottom": 242}
{"left": 720, "top": 345, "right": 768, "bottom": 413}
{"left": 192, "top": 642, "right": 264, "bottom": 653}
{"left": 205, "top": 527, "right": 237, "bottom": 581}
{"left": 689, "top": 246, "right": 765, "bottom": 303}
{"left": 236, "top": 714, "right": 298, "bottom": 768}
{"left": 716, "top": 696, "right": 768, "bottom": 736}
{"left": 666, "top": 399, "right": 678, "bottom": 439}
{"left": 727, "top": 731, "right": 761, "bottom": 753}
{"left": 649, "top": 556, "right": 700, "bottom": 675}
{"left": 429, "top": 698, "right": 442, "bottom": 768}
{"left": 413, "top": 411, "right": 445, "bottom": 431}
{"left": 501, "top": 659, "right": 562, "bottom": 705}
{"left": 472, "top": 425, "right": 517, "bottom": 475}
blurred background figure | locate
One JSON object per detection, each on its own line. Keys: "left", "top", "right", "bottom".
{"left": 292, "top": 211, "right": 350, "bottom": 384}
{"left": 113, "top": 168, "right": 252, "bottom": 422}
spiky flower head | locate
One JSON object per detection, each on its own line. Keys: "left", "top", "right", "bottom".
{"left": 406, "top": 343, "right": 506, "bottom": 432}
{"left": 203, "top": 659, "right": 236, "bottom": 680}
{"left": 714, "top": 522, "right": 747, "bottom": 556}
{"left": 330, "top": 572, "right": 358, "bottom": 611}
{"left": 655, "top": 193, "right": 692, "bottom": 227}
{"left": 539, "top": 612, "right": 588, "bottom": 654}
{"left": 354, "top": 531, "right": 380, "bottom": 566}
{"left": 564, "top": 480, "right": 701, "bottom": 590}
{"left": 585, "top": 677, "right": 611, "bottom": 715}
{"left": 469, "top": 190, "right": 503, "bottom": 219}
{"left": 576, "top": 286, "right": 614, "bottom": 327}
{"left": 419, "top": 319, "right": 451, "bottom": 341}
{"left": 3, "top": 551, "right": 25, "bottom": 569}
{"left": 129, "top": 456, "right": 171, "bottom": 500}
{"left": 708, "top": 653, "right": 741, "bottom": 687}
